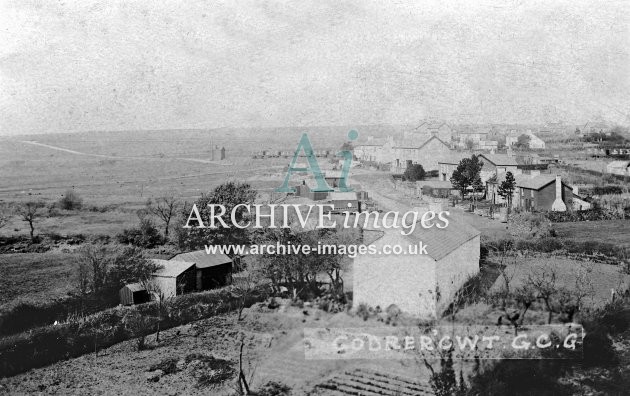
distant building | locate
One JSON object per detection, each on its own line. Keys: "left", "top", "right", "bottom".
{"left": 329, "top": 191, "right": 360, "bottom": 213}
{"left": 516, "top": 175, "right": 573, "bottom": 212}
{"left": 438, "top": 153, "right": 470, "bottom": 182}
{"left": 413, "top": 120, "right": 453, "bottom": 142}
{"left": 607, "top": 160, "right": 630, "bottom": 176}
{"left": 353, "top": 214, "right": 480, "bottom": 318}
{"left": 525, "top": 132, "right": 546, "bottom": 149}
{"left": 478, "top": 153, "right": 518, "bottom": 183}
{"left": 391, "top": 136, "right": 453, "bottom": 173}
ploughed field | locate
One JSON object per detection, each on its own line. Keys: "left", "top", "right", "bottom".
{"left": 553, "top": 220, "right": 630, "bottom": 249}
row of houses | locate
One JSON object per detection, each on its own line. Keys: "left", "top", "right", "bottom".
{"left": 119, "top": 251, "right": 233, "bottom": 305}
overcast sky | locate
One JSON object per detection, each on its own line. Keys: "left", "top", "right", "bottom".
{"left": 0, "top": 0, "right": 628, "bottom": 135}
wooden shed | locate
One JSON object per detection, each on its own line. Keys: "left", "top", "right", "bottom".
{"left": 170, "top": 250, "right": 233, "bottom": 291}
{"left": 151, "top": 259, "right": 197, "bottom": 298}
{"left": 119, "top": 283, "right": 150, "bottom": 306}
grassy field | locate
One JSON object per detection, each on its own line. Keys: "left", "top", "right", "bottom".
{"left": 0, "top": 252, "right": 79, "bottom": 308}
{"left": 490, "top": 256, "right": 629, "bottom": 308}
{"left": 553, "top": 220, "right": 630, "bottom": 250}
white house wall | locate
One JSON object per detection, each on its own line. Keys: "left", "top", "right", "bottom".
{"left": 434, "top": 235, "right": 481, "bottom": 314}
{"left": 353, "top": 230, "right": 437, "bottom": 318}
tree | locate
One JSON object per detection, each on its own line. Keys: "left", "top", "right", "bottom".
{"left": 147, "top": 196, "right": 180, "bottom": 240}
{"left": 78, "top": 243, "right": 111, "bottom": 293}
{"left": 117, "top": 214, "right": 163, "bottom": 248}
{"left": 465, "top": 139, "right": 474, "bottom": 150}
{"left": 497, "top": 171, "right": 516, "bottom": 210}
{"left": 107, "top": 245, "right": 161, "bottom": 291}
{"left": 403, "top": 163, "right": 426, "bottom": 182}
{"left": 177, "top": 182, "right": 257, "bottom": 250}
{"left": 16, "top": 201, "right": 44, "bottom": 242}
{"left": 516, "top": 134, "right": 531, "bottom": 149}
{"left": 0, "top": 207, "right": 8, "bottom": 230}
{"left": 58, "top": 189, "right": 83, "bottom": 210}
{"left": 450, "top": 155, "right": 483, "bottom": 199}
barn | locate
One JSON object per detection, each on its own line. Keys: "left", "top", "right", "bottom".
{"left": 151, "top": 259, "right": 196, "bottom": 298}
{"left": 353, "top": 213, "right": 480, "bottom": 318}
{"left": 170, "top": 250, "right": 233, "bottom": 291}
{"left": 119, "top": 283, "right": 150, "bottom": 306}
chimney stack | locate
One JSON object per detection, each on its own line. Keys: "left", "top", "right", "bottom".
{"left": 551, "top": 175, "right": 567, "bottom": 212}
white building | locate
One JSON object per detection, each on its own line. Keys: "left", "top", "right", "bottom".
{"left": 353, "top": 215, "right": 480, "bottom": 318}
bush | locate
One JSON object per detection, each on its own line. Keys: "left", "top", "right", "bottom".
{"left": 117, "top": 218, "right": 163, "bottom": 248}
{"left": 256, "top": 381, "right": 291, "bottom": 396}
{"left": 58, "top": 189, "right": 83, "bottom": 210}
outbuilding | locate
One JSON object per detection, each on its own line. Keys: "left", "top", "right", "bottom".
{"left": 119, "top": 283, "right": 150, "bottom": 306}
{"left": 170, "top": 250, "right": 233, "bottom": 291}
{"left": 151, "top": 259, "right": 196, "bottom": 298}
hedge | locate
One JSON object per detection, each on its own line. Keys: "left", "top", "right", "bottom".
{"left": 0, "top": 286, "right": 267, "bottom": 377}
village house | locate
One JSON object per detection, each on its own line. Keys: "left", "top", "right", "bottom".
{"left": 171, "top": 250, "right": 233, "bottom": 291}
{"left": 525, "top": 131, "right": 546, "bottom": 149}
{"left": 487, "top": 172, "right": 587, "bottom": 212}
{"left": 516, "top": 175, "right": 573, "bottom": 212}
{"left": 438, "top": 153, "right": 469, "bottom": 182}
{"left": 353, "top": 136, "right": 388, "bottom": 162}
{"left": 414, "top": 120, "right": 453, "bottom": 142}
{"left": 478, "top": 153, "right": 519, "bottom": 183}
{"left": 353, "top": 213, "right": 481, "bottom": 318}
{"left": 390, "top": 135, "right": 454, "bottom": 173}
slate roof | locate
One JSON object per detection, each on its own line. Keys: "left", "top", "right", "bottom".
{"left": 479, "top": 154, "right": 518, "bottom": 166}
{"left": 404, "top": 215, "right": 481, "bottom": 261}
{"left": 438, "top": 152, "right": 469, "bottom": 165}
{"left": 171, "top": 250, "right": 232, "bottom": 269}
{"left": 516, "top": 174, "right": 570, "bottom": 190}
{"left": 151, "top": 259, "right": 195, "bottom": 278}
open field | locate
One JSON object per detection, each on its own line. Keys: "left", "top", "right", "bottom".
{"left": 553, "top": 220, "right": 630, "bottom": 250}
{"left": 490, "top": 256, "right": 629, "bottom": 308}
{"left": 0, "top": 252, "right": 78, "bottom": 308}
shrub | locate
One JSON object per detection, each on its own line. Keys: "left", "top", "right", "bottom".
{"left": 117, "top": 218, "right": 163, "bottom": 248}
{"left": 58, "top": 189, "right": 83, "bottom": 210}
{"left": 257, "top": 381, "right": 291, "bottom": 396}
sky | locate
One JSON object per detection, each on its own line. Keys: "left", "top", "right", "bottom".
{"left": 0, "top": 0, "right": 628, "bottom": 135}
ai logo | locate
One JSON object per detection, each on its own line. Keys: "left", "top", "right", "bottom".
{"left": 276, "top": 130, "right": 358, "bottom": 193}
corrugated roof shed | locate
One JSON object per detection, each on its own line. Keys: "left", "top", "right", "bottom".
{"left": 171, "top": 250, "right": 232, "bottom": 269}
{"left": 151, "top": 259, "right": 195, "bottom": 278}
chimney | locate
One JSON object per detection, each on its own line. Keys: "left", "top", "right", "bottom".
{"left": 551, "top": 175, "right": 567, "bottom": 212}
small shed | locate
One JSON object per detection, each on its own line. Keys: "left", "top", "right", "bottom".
{"left": 119, "top": 283, "right": 150, "bottom": 306}
{"left": 151, "top": 259, "right": 197, "bottom": 298}
{"left": 171, "top": 250, "right": 233, "bottom": 291}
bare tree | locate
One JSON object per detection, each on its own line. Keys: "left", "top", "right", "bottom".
{"left": 141, "top": 278, "right": 170, "bottom": 343}
{"left": 0, "top": 206, "right": 9, "bottom": 229}
{"left": 147, "top": 196, "right": 180, "bottom": 240}
{"left": 16, "top": 201, "right": 44, "bottom": 242}
{"left": 526, "top": 267, "right": 558, "bottom": 324}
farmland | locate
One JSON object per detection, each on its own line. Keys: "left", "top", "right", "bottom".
{"left": 553, "top": 220, "right": 630, "bottom": 250}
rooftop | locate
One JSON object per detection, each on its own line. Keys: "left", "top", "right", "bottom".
{"left": 404, "top": 214, "right": 481, "bottom": 261}
{"left": 170, "top": 250, "right": 232, "bottom": 269}
{"left": 479, "top": 153, "right": 518, "bottom": 166}
{"left": 151, "top": 259, "right": 195, "bottom": 278}
{"left": 517, "top": 174, "right": 571, "bottom": 190}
